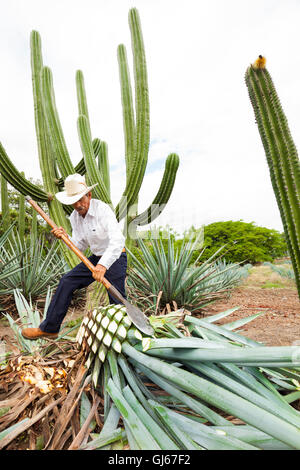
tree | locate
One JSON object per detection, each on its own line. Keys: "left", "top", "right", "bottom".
{"left": 187, "top": 221, "right": 287, "bottom": 265}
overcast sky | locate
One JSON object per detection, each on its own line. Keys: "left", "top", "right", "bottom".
{"left": 1, "top": 0, "right": 300, "bottom": 234}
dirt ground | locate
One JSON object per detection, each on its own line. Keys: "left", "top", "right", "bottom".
{"left": 203, "top": 287, "right": 299, "bottom": 346}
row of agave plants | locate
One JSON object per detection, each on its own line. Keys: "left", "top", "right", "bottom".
{"left": 263, "top": 261, "right": 296, "bottom": 281}
{"left": 1, "top": 222, "right": 300, "bottom": 450}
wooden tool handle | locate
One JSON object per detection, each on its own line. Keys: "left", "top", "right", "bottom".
{"left": 26, "top": 196, "right": 111, "bottom": 289}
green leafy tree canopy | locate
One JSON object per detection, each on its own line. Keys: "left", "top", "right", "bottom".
{"left": 188, "top": 220, "right": 287, "bottom": 265}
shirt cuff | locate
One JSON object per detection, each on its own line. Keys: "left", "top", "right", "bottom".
{"left": 97, "top": 259, "right": 109, "bottom": 270}
{"left": 98, "top": 248, "right": 124, "bottom": 270}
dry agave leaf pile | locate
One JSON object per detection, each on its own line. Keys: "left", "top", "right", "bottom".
{"left": 0, "top": 343, "right": 93, "bottom": 450}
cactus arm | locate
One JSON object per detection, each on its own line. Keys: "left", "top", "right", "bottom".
{"left": 133, "top": 153, "right": 180, "bottom": 226}
{"left": 76, "top": 70, "right": 90, "bottom": 120}
{"left": 73, "top": 157, "right": 86, "bottom": 176}
{"left": 117, "top": 44, "right": 136, "bottom": 181}
{"left": 115, "top": 8, "right": 150, "bottom": 221}
{"left": 31, "top": 31, "right": 56, "bottom": 195}
{"left": 98, "top": 141, "right": 111, "bottom": 199}
{"left": 245, "top": 62, "right": 300, "bottom": 294}
{"left": 31, "top": 31, "right": 72, "bottom": 224}
{"left": 130, "top": 7, "right": 149, "bottom": 172}
{"left": 30, "top": 30, "right": 47, "bottom": 178}
{"left": 41, "top": 66, "right": 75, "bottom": 178}
{"left": 77, "top": 115, "right": 112, "bottom": 205}
{"left": 76, "top": 71, "right": 107, "bottom": 198}
{"left": 76, "top": 70, "right": 92, "bottom": 138}
{"left": 0, "top": 142, "right": 48, "bottom": 201}
{"left": 30, "top": 31, "right": 76, "bottom": 266}
{"left": 93, "top": 138, "right": 101, "bottom": 157}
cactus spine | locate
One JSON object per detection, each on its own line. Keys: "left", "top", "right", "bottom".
{"left": 0, "top": 8, "right": 179, "bottom": 255}
{"left": 0, "top": 142, "right": 48, "bottom": 202}
{"left": 245, "top": 58, "right": 300, "bottom": 297}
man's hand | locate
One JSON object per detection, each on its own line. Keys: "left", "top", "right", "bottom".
{"left": 93, "top": 264, "right": 107, "bottom": 283}
{"left": 51, "top": 226, "right": 68, "bottom": 239}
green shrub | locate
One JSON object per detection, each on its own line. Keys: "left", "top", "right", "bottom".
{"left": 186, "top": 221, "right": 287, "bottom": 265}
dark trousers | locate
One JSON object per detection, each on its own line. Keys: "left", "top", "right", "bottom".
{"left": 39, "top": 252, "right": 127, "bottom": 333}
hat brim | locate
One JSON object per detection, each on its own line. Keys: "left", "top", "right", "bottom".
{"left": 55, "top": 183, "right": 98, "bottom": 205}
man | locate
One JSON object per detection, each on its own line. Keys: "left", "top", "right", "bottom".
{"left": 22, "top": 173, "right": 127, "bottom": 340}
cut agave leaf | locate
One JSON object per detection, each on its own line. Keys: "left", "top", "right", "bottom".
{"left": 112, "top": 338, "right": 122, "bottom": 354}
{"left": 98, "top": 344, "right": 108, "bottom": 363}
{"left": 122, "top": 343, "right": 300, "bottom": 450}
{"left": 103, "top": 332, "right": 113, "bottom": 348}
{"left": 106, "top": 379, "right": 161, "bottom": 450}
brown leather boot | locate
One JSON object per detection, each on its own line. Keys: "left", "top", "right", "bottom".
{"left": 21, "top": 327, "right": 58, "bottom": 340}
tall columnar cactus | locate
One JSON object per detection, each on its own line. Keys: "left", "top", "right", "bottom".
{"left": 245, "top": 56, "right": 300, "bottom": 297}
{"left": 0, "top": 7, "right": 179, "bottom": 263}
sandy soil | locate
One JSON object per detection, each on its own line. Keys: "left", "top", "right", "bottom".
{"left": 202, "top": 287, "right": 299, "bottom": 346}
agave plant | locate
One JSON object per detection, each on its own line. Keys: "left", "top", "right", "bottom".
{"left": 263, "top": 262, "right": 295, "bottom": 281}
{"left": 3, "top": 289, "right": 79, "bottom": 355}
{"left": 0, "top": 223, "right": 27, "bottom": 308}
{"left": 126, "top": 234, "right": 248, "bottom": 315}
{"left": 194, "top": 259, "right": 251, "bottom": 292}
{"left": 0, "top": 228, "right": 68, "bottom": 300}
{"left": 1, "top": 302, "right": 300, "bottom": 450}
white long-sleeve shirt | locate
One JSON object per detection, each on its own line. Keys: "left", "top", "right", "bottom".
{"left": 69, "top": 199, "right": 125, "bottom": 270}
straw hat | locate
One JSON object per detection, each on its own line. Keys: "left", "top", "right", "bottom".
{"left": 55, "top": 174, "right": 98, "bottom": 205}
